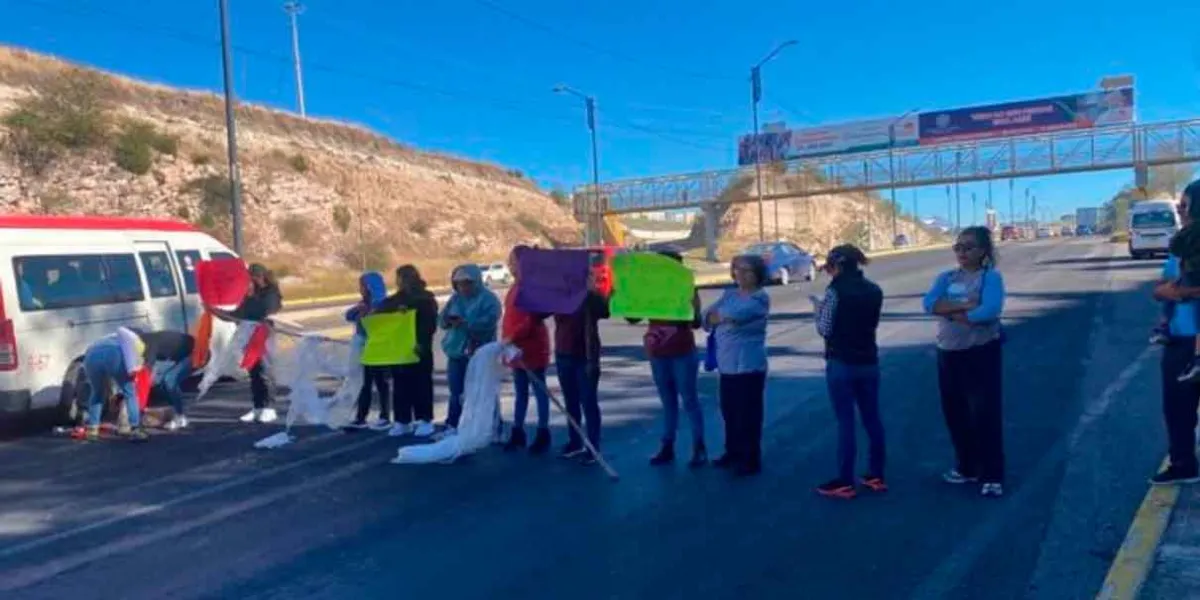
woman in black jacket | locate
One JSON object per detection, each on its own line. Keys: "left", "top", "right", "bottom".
{"left": 213, "top": 263, "right": 283, "bottom": 424}
{"left": 378, "top": 264, "right": 439, "bottom": 437}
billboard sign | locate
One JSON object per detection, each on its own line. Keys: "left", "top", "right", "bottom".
{"left": 737, "top": 115, "right": 919, "bottom": 166}
{"left": 917, "top": 88, "right": 1134, "bottom": 144}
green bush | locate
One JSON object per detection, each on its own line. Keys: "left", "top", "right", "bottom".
{"left": 332, "top": 204, "right": 352, "bottom": 233}
{"left": 277, "top": 214, "right": 314, "bottom": 246}
{"left": 288, "top": 153, "right": 309, "bottom": 173}
{"left": 190, "top": 153, "right": 212, "bottom": 166}
{"left": 338, "top": 236, "right": 392, "bottom": 271}
{"left": 114, "top": 130, "right": 153, "bottom": 175}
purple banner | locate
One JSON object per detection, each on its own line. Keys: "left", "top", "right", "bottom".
{"left": 514, "top": 248, "right": 591, "bottom": 315}
{"left": 918, "top": 88, "right": 1134, "bottom": 144}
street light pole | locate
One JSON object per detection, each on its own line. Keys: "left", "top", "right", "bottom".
{"left": 887, "top": 108, "right": 919, "bottom": 244}
{"left": 912, "top": 189, "right": 920, "bottom": 245}
{"left": 749, "top": 41, "right": 797, "bottom": 242}
{"left": 283, "top": 1, "right": 306, "bottom": 117}
{"left": 554, "top": 85, "right": 602, "bottom": 247}
{"left": 1008, "top": 179, "right": 1015, "bottom": 227}
{"left": 217, "top": 0, "right": 244, "bottom": 254}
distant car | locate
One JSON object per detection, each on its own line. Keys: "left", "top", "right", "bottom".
{"left": 893, "top": 234, "right": 911, "bottom": 248}
{"left": 1060, "top": 226, "right": 1074, "bottom": 237}
{"left": 1001, "top": 225, "right": 1019, "bottom": 241}
{"left": 1036, "top": 227, "right": 1052, "bottom": 239}
{"left": 1075, "top": 225, "right": 1094, "bottom": 236}
{"left": 478, "top": 263, "right": 512, "bottom": 287}
{"left": 743, "top": 241, "right": 816, "bottom": 285}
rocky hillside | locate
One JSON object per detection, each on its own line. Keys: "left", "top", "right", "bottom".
{"left": 0, "top": 46, "right": 581, "bottom": 293}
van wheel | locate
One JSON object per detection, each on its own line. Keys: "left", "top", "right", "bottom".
{"left": 57, "top": 361, "right": 90, "bottom": 426}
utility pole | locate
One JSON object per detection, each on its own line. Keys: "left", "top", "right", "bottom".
{"left": 945, "top": 185, "right": 952, "bottom": 229}
{"left": 1024, "top": 187, "right": 1031, "bottom": 226}
{"left": 749, "top": 41, "right": 797, "bottom": 242}
{"left": 284, "top": 1, "right": 306, "bottom": 117}
{"left": 971, "top": 192, "right": 977, "bottom": 226}
{"left": 912, "top": 189, "right": 920, "bottom": 245}
{"left": 554, "top": 85, "right": 602, "bottom": 247}
{"left": 954, "top": 151, "right": 962, "bottom": 232}
{"left": 1009, "top": 179, "right": 1015, "bottom": 227}
{"left": 887, "top": 108, "right": 919, "bottom": 244}
{"left": 218, "top": 0, "right": 244, "bottom": 254}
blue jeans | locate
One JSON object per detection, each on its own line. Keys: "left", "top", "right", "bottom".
{"left": 446, "top": 356, "right": 469, "bottom": 428}
{"left": 825, "top": 359, "right": 885, "bottom": 482}
{"left": 512, "top": 368, "right": 550, "bottom": 432}
{"left": 650, "top": 353, "right": 703, "bottom": 446}
{"left": 84, "top": 342, "right": 140, "bottom": 428}
{"left": 154, "top": 357, "right": 193, "bottom": 416}
{"left": 556, "top": 354, "right": 601, "bottom": 449}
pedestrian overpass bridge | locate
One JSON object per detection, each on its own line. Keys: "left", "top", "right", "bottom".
{"left": 574, "top": 118, "right": 1200, "bottom": 247}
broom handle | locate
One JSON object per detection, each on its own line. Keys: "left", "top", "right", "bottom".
{"left": 523, "top": 366, "right": 619, "bottom": 481}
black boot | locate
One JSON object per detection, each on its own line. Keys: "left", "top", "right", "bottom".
{"left": 528, "top": 427, "right": 551, "bottom": 455}
{"left": 504, "top": 427, "right": 527, "bottom": 452}
{"left": 688, "top": 442, "right": 708, "bottom": 468}
{"left": 649, "top": 443, "right": 675, "bottom": 466}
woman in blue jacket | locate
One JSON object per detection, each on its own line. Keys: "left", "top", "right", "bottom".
{"left": 440, "top": 264, "right": 501, "bottom": 432}
{"left": 703, "top": 254, "right": 771, "bottom": 477}
{"left": 922, "top": 226, "right": 1007, "bottom": 498}
{"left": 344, "top": 271, "right": 391, "bottom": 430}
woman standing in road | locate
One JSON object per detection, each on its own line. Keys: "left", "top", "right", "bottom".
{"left": 922, "top": 226, "right": 1007, "bottom": 497}
{"left": 379, "top": 265, "right": 439, "bottom": 438}
{"left": 213, "top": 263, "right": 283, "bottom": 424}
{"left": 703, "top": 254, "right": 771, "bottom": 477}
{"left": 440, "top": 264, "right": 502, "bottom": 434}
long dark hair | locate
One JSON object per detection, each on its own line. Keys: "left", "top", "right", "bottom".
{"left": 395, "top": 264, "right": 427, "bottom": 294}
{"left": 248, "top": 263, "right": 279, "bottom": 292}
{"left": 961, "top": 226, "right": 997, "bottom": 267}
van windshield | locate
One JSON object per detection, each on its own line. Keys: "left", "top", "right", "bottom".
{"left": 1131, "top": 211, "right": 1176, "bottom": 230}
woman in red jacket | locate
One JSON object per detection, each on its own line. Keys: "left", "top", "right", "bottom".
{"left": 501, "top": 245, "right": 553, "bottom": 454}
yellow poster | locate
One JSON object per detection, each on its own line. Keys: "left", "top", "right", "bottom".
{"left": 360, "top": 311, "right": 419, "bottom": 366}
{"left": 610, "top": 253, "right": 695, "bottom": 321}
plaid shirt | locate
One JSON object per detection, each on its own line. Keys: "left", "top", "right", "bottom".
{"left": 815, "top": 287, "right": 838, "bottom": 339}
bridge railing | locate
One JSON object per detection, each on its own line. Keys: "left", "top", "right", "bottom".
{"left": 575, "top": 119, "right": 1200, "bottom": 216}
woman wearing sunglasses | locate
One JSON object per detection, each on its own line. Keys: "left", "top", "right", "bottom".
{"left": 922, "top": 226, "right": 1007, "bottom": 498}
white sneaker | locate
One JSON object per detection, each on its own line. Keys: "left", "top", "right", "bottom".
{"left": 413, "top": 421, "right": 435, "bottom": 438}
{"left": 258, "top": 408, "right": 279, "bottom": 424}
{"left": 369, "top": 419, "right": 393, "bottom": 432}
{"left": 980, "top": 483, "right": 1004, "bottom": 497}
{"left": 239, "top": 409, "right": 260, "bottom": 423}
{"left": 388, "top": 423, "right": 413, "bottom": 437}
{"left": 164, "top": 415, "right": 190, "bottom": 431}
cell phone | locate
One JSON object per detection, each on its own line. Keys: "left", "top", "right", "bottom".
{"left": 808, "top": 294, "right": 821, "bottom": 305}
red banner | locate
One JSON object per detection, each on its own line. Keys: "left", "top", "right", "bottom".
{"left": 197, "top": 258, "right": 250, "bottom": 308}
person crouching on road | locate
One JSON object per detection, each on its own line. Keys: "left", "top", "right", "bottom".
{"left": 441, "top": 264, "right": 501, "bottom": 434}
{"left": 922, "top": 226, "right": 1007, "bottom": 498}
{"left": 138, "top": 329, "right": 197, "bottom": 431}
{"left": 79, "top": 326, "right": 150, "bottom": 442}
{"left": 378, "top": 265, "right": 440, "bottom": 438}
{"left": 812, "top": 245, "right": 885, "bottom": 499}
{"left": 211, "top": 263, "right": 283, "bottom": 424}
{"left": 703, "top": 254, "right": 771, "bottom": 477}
{"left": 641, "top": 249, "right": 706, "bottom": 468}
{"left": 500, "top": 245, "right": 553, "bottom": 454}
{"left": 344, "top": 271, "right": 392, "bottom": 431}
{"left": 553, "top": 260, "right": 610, "bottom": 462}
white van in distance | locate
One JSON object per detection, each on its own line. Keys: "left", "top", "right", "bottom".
{"left": 1128, "top": 199, "right": 1179, "bottom": 259}
{"left": 0, "top": 215, "right": 239, "bottom": 422}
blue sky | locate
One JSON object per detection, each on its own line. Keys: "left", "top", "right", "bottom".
{"left": 3, "top": 0, "right": 1198, "bottom": 223}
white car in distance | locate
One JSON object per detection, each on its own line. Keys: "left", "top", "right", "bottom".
{"left": 478, "top": 263, "right": 512, "bottom": 287}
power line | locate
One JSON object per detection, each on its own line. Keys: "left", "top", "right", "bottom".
{"left": 21, "top": 0, "right": 741, "bottom": 150}
{"left": 469, "top": 0, "right": 739, "bottom": 83}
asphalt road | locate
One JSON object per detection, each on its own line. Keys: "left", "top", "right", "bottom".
{"left": 0, "top": 238, "right": 1171, "bottom": 600}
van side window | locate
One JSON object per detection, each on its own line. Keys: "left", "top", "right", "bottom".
{"left": 176, "top": 250, "right": 201, "bottom": 295}
{"left": 209, "top": 251, "right": 237, "bottom": 262}
{"left": 12, "top": 254, "right": 146, "bottom": 312}
{"left": 138, "top": 251, "right": 179, "bottom": 298}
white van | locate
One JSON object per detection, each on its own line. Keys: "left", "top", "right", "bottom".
{"left": 0, "top": 215, "right": 239, "bottom": 422}
{"left": 1128, "top": 199, "right": 1180, "bottom": 259}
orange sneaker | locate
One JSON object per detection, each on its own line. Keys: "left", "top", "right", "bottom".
{"left": 861, "top": 475, "right": 889, "bottom": 493}
{"left": 816, "top": 479, "right": 857, "bottom": 499}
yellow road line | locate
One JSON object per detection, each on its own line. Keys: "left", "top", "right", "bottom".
{"left": 1096, "top": 458, "right": 1179, "bottom": 600}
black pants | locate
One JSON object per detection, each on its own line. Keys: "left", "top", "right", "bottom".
{"left": 356, "top": 365, "right": 392, "bottom": 422}
{"left": 249, "top": 362, "right": 271, "bottom": 409}
{"left": 1163, "top": 339, "right": 1200, "bottom": 473}
{"left": 937, "top": 340, "right": 1005, "bottom": 483}
{"left": 392, "top": 357, "right": 434, "bottom": 425}
{"left": 719, "top": 371, "right": 767, "bottom": 467}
